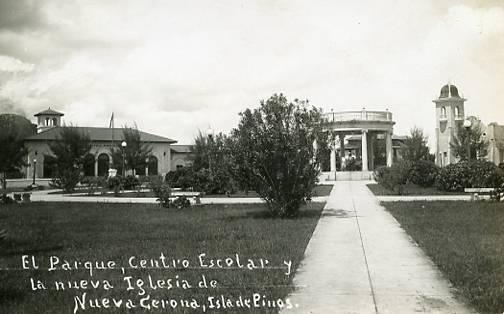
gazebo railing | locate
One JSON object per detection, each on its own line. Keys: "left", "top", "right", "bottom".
{"left": 323, "top": 110, "right": 392, "bottom": 123}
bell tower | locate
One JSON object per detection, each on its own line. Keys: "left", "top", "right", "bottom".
{"left": 433, "top": 83, "right": 466, "bottom": 166}
{"left": 34, "top": 107, "right": 64, "bottom": 133}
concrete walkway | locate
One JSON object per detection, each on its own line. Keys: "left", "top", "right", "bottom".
{"left": 283, "top": 181, "right": 475, "bottom": 314}
{"left": 22, "top": 189, "right": 329, "bottom": 205}
{"left": 376, "top": 195, "right": 471, "bottom": 202}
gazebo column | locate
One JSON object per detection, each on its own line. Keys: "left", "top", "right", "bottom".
{"left": 386, "top": 130, "right": 393, "bottom": 167}
{"left": 339, "top": 134, "right": 345, "bottom": 158}
{"left": 361, "top": 129, "right": 368, "bottom": 171}
{"left": 330, "top": 149, "right": 336, "bottom": 172}
{"left": 339, "top": 133, "right": 345, "bottom": 170}
{"left": 368, "top": 132, "right": 375, "bottom": 170}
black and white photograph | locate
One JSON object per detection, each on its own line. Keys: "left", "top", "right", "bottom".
{"left": 0, "top": 0, "right": 503, "bottom": 313}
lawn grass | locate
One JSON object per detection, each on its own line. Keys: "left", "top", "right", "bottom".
{"left": 384, "top": 201, "right": 504, "bottom": 313}
{"left": 0, "top": 202, "right": 323, "bottom": 313}
{"left": 204, "top": 185, "right": 333, "bottom": 198}
{"left": 367, "top": 183, "right": 464, "bottom": 196}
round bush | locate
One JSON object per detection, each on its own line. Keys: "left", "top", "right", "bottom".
{"left": 373, "top": 166, "right": 389, "bottom": 184}
{"left": 374, "top": 161, "right": 411, "bottom": 194}
{"left": 409, "top": 160, "right": 439, "bottom": 187}
{"left": 435, "top": 160, "right": 504, "bottom": 192}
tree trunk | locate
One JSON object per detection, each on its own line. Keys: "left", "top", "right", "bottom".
{"left": 1, "top": 171, "right": 6, "bottom": 193}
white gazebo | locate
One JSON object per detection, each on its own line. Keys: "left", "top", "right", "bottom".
{"left": 321, "top": 109, "right": 395, "bottom": 181}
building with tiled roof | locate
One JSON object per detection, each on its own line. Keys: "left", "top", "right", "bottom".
{"left": 170, "top": 145, "right": 194, "bottom": 169}
{"left": 24, "top": 108, "right": 182, "bottom": 180}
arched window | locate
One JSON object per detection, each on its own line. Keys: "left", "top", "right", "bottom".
{"left": 43, "top": 155, "right": 57, "bottom": 178}
{"left": 83, "top": 154, "right": 95, "bottom": 177}
{"left": 441, "top": 107, "right": 446, "bottom": 117}
{"left": 97, "top": 154, "right": 110, "bottom": 177}
{"left": 148, "top": 156, "right": 158, "bottom": 175}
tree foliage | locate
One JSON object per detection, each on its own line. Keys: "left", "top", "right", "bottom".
{"left": 176, "top": 131, "right": 236, "bottom": 194}
{"left": 230, "top": 93, "right": 331, "bottom": 217}
{"left": 451, "top": 116, "right": 488, "bottom": 161}
{"left": 111, "top": 126, "right": 153, "bottom": 175}
{"left": 0, "top": 114, "right": 35, "bottom": 192}
{"left": 401, "top": 126, "right": 432, "bottom": 162}
{"left": 49, "top": 126, "right": 92, "bottom": 192}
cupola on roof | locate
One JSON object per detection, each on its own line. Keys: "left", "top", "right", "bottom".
{"left": 439, "top": 84, "right": 460, "bottom": 98}
{"left": 34, "top": 107, "right": 64, "bottom": 117}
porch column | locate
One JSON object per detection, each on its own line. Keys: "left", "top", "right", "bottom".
{"left": 94, "top": 158, "right": 98, "bottom": 176}
{"left": 26, "top": 155, "right": 31, "bottom": 179}
{"left": 386, "top": 130, "right": 393, "bottom": 167}
{"left": 330, "top": 149, "right": 336, "bottom": 172}
{"left": 361, "top": 129, "right": 368, "bottom": 171}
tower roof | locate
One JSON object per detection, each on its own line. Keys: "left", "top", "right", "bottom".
{"left": 34, "top": 107, "right": 64, "bottom": 117}
{"left": 439, "top": 84, "right": 460, "bottom": 98}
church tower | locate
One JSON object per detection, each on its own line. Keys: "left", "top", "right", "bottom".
{"left": 34, "top": 107, "right": 64, "bottom": 133}
{"left": 433, "top": 83, "right": 466, "bottom": 166}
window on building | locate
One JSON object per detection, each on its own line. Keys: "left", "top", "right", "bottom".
{"left": 455, "top": 106, "right": 460, "bottom": 117}
{"left": 148, "top": 156, "right": 158, "bottom": 175}
{"left": 97, "top": 154, "right": 110, "bottom": 176}
{"left": 43, "top": 155, "right": 57, "bottom": 178}
{"left": 441, "top": 107, "right": 447, "bottom": 117}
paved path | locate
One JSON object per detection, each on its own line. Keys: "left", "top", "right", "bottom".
{"left": 23, "top": 189, "right": 328, "bottom": 204}
{"left": 377, "top": 195, "right": 471, "bottom": 202}
{"left": 283, "top": 181, "right": 475, "bottom": 314}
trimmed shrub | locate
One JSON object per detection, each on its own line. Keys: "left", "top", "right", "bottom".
{"left": 166, "top": 167, "right": 236, "bottom": 195}
{"left": 83, "top": 177, "right": 107, "bottom": 195}
{"left": 0, "top": 194, "right": 15, "bottom": 204}
{"left": 375, "top": 161, "right": 412, "bottom": 195}
{"left": 166, "top": 167, "right": 197, "bottom": 190}
{"left": 373, "top": 166, "right": 389, "bottom": 183}
{"left": 152, "top": 183, "right": 171, "bottom": 208}
{"left": 122, "top": 175, "right": 140, "bottom": 190}
{"left": 435, "top": 160, "right": 504, "bottom": 192}
{"left": 172, "top": 196, "right": 191, "bottom": 209}
{"left": 51, "top": 169, "right": 81, "bottom": 193}
{"left": 345, "top": 158, "right": 361, "bottom": 171}
{"left": 107, "top": 176, "right": 122, "bottom": 196}
{"left": 409, "top": 160, "right": 439, "bottom": 187}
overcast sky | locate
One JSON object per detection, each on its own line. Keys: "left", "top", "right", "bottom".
{"left": 0, "top": 0, "right": 502, "bottom": 146}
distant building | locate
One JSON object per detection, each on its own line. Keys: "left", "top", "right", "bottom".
{"left": 433, "top": 83, "right": 504, "bottom": 166}
{"left": 433, "top": 83, "right": 466, "bottom": 167}
{"left": 170, "top": 145, "right": 193, "bottom": 170}
{"left": 484, "top": 123, "right": 504, "bottom": 165}
{"left": 34, "top": 107, "right": 64, "bottom": 133}
{"left": 23, "top": 108, "right": 180, "bottom": 180}
{"left": 320, "top": 109, "right": 405, "bottom": 181}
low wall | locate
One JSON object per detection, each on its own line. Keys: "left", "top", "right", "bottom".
{"left": 6, "top": 179, "right": 53, "bottom": 188}
{"left": 320, "top": 171, "right": 374, "bottom": 181}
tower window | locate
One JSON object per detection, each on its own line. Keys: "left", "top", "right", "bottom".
{"left": 441, "top": 107, "right": 446, "bottom": 117}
